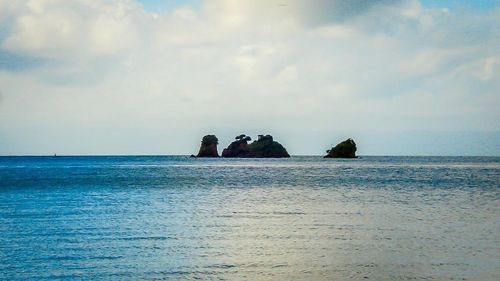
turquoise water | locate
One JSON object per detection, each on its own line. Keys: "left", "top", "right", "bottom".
{"left": 0, "top": 156, "right": 499, "bottom": 280}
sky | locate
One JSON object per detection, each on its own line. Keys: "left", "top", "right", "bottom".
{"left": 0, "top": 0, "right": 499, "bottom": 156}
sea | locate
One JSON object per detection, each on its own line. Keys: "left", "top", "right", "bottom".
{"left": 0, "top": 156, "right": 498, "bottom": 280}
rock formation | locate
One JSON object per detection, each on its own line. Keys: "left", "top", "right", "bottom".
{"left": 220, "top": 134, "right": 251, "bottom": 157}
{"left": 222, "top": 134, "right": 290, "bottom": 158}
{"left": 193, "top": 135, "right": 219, "bottom": 157}
{"left": 324, "top": 138, "right": 357, "bottom": 158}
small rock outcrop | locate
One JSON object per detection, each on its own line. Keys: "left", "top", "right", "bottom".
{"left": 222, "top": 134, "right": 290, "bottom": 158}
{"left": 193, "top": 135, "right": 219, "bottom": 157}
{"left": 324, "top": 138, "right": 357, "bottom": 158}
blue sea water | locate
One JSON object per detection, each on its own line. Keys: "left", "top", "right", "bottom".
{"left": 0, "top": 156, "right": 498, "bottom": 280}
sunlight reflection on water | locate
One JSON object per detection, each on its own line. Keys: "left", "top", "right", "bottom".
{"left": 0, "top": 156, "right": 499, "bottom": 280}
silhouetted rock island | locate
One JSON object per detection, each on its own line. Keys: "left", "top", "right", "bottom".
{"left": 324, "top": 138, "right": 357, "bottom": 158}
{"left": 192, "top": 135, "right": 219, "bottom": 157}
{"left": 222, "top": 134, "right": 290, "bottom": 158}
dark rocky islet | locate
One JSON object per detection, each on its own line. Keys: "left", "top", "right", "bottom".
{"left": 192, "top": 134, "right": 357, "bottom": 158}
{"left": 222, "top": 134, "right": 290, "bottom": 158}
{"left": 324, "top": 138, "right": 357, "bottom": 158}
{"left": 192, "top": 135, "right": 220, "bottom": 157}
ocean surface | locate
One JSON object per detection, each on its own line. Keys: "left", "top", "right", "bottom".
{"left": 0, "top": 156, "right": 498, "bottom": 280}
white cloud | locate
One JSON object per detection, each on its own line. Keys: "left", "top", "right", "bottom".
{"left": 0, "top": 0, "right": 498, "bottom": 155}
{"left": 3, "top": 0, "right": 146, "bottom": 58}
{"left": 478, "top": 56, "right": 497, "bottom": 81}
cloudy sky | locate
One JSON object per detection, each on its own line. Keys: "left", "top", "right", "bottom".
{"left": 0, "top": 0, "right": 499, "bottom": 156}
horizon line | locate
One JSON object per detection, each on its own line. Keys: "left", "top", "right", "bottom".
{"left": 1, "top": 154, "right": 499, "bottom": 158}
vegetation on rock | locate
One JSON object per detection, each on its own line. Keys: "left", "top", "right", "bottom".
{"left": 222, "top": 134, "right": 290, "bottom": 158}
{"left": 201, "top": 135, "right": 219, "bottom": 146}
